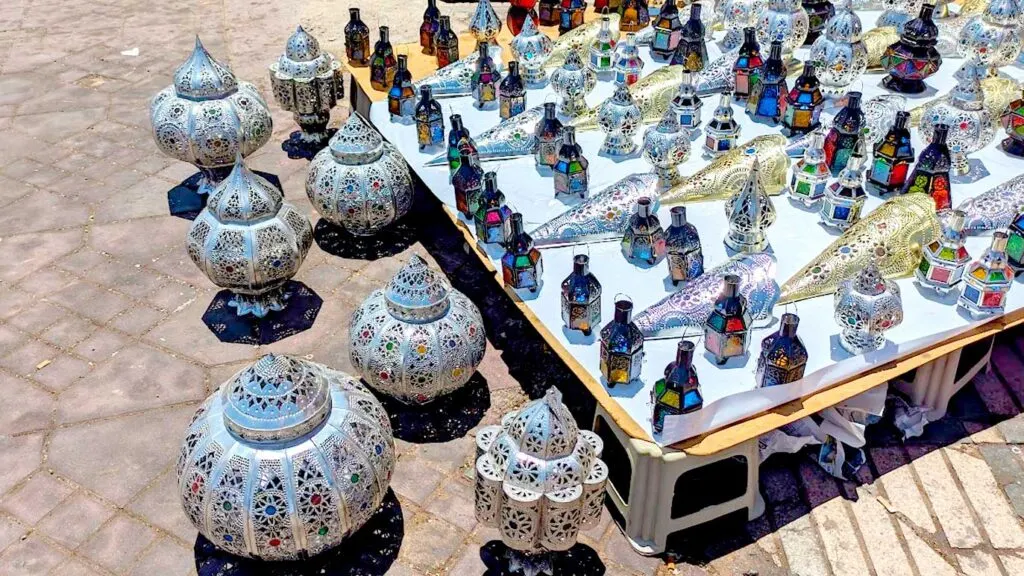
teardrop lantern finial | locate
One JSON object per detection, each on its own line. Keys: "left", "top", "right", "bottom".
{"left": 175, "top": 36, "right": 239, "bottom": 101}
{"left": 384, "top": 254, "right": 453, "bottom": 322}
{"left": 329, "top": 112, "right": 385, "bottom": 165}
{"left": 285, "top": 25, "right": 322, "bottom": 62}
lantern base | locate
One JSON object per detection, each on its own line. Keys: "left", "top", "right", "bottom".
{"left": 599, "top": 135, "right": 639, "bottom": 157}
{"left": 655, "top": 167, "right": 683, "bottom": 191}
{"left": 950, "top": 156, "right": 989, "bottom": 184}
{"left": 839, "top": 328, "right": 885, "bottom": 356}
{"left": 724, "top": 234, "right": 769, "bottom": 255}
{"left": 282, "top": 127, "right": 336, "bottom": 161}
{"left": 558, "top": 99, "right": 588, "bottom": 118}
{"left": 202, "top": 281, "right": 323, "bottom": 345}
{"left": 1002, "top": 137, "right": 1024, "bottom": 158}
{"left": 882, "top": 74, "right": 928, "bottom": 95}
{"left": 227, "top": 285, "right": 290, "bottom": 318}
{"left": 914, "top": 270, "right": 962, "bottom": 296}
{"left": 522, "top": 68, "right": 549, "bottom": 89}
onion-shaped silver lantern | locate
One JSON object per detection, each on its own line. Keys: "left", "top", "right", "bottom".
{"left": 177, "top": 354, "right": 396, "bottom": 561}
{"left": 597, "top": 82, "right": 643, "bottom": 156}
{"left": 877, "top": 0, "right": 924, "bottom": 32}
{"left": 187, "top": 157, "right": 312, "bottom": 317}
{"left": 550, "top": 50, "right": 597, "bottom": 117}
{"left": 349, "top": 254, "right": 487, "bottom": 405}
{"left": 511, "top": 15, "right": 554, "bottom": 86}
{"left": 834, "top": 259, "right": 903, "bottom": 354}
{"left": 306, "top": 112, "right": 414, "bottom": 236}
{"left": 642, "top": 108, "right": 691, "bottom": 190}
{"left": 809, "top": 0, "right": 868, "bottom": 97}
{"left": 956, "top": 0, "right": 1023, "bottom": 74}
{"left": 719, "top": 0, "right": 768, "bottom": 49}
{"left": 269, "top": 26, "right": 344, "bottom": 158}
{"left": 151, "top": 37, "right": 273, "bottom": 195}
{"left": 757, "top": 0, "right": 810, "bottom": 56}
{"left": 474, "top": 387, "right": 607, "bottom": 575}
{"left": 918, "top": 58, "right": 994, "bottom": 177}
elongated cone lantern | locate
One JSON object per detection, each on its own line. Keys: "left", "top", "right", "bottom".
{"left": 661, "top": 135, "right": 790, "bottom": 204}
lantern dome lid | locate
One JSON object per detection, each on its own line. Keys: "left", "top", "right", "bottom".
{"left": 385, "top": 254, "right": 452, "bottom": 323}
{"left": 175, "top": 36, "right": 238, "bottom": 101}
{"left": 329, "top": 112, "right": 385, "bottom": 165}
{"left": 206, "top": 156, "right": 283, "bottom": 224}
{"left": 853, "top": 260, "right": 889, "bottom": 296}
{"left": 826, "top": 0, "right": 862, "bottom": 43}
{"left": 503, "top": 387, "right": 580, "bottom": 459}
{"left": 221, "top": 354, "right": 333, "bottom": 443}
{"left": 285, "top": 26, "right": 322, "bottom": 62}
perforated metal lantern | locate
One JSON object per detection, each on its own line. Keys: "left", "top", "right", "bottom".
{"left": 665, "top": 206, "right": 704, "bottom": 285}
{"left": 643, "top": 108, "right": 691, "bottom": 190}
{"left": 704, "top": 274, "right": 753, "bottom": 364}
{"left": 867, "top": 110, "right": 914, "bottom": 194}
{"left": 600, "top": 299, "right": 645, "bottom": 385}
{"left": 269, "top": 27, "right": 344, "bottom": 152}
{"left": 613, "top": 33, "right": 645, "bottom": 85}
{"left": 724, "top": 158, "right": 777, "bottom": 253}
{"left": 306, "top": 113, "right": 414, "bottom": 236}
{"left": 550, "top": 50, "right": 597, "bottom": 117}
{"left": 757, "top": 0, "right": 810, "bottom": 56}
{"left": 720, "top": 0, "right": 767, "bottom": 50}
{"left": 820, "top": 140, "right": 868, "bottom": 229}
{"left": 651, "top": 340, "right": 702, "bottom": 434}
{"left": 755, "top": 312, "right": 808, "bottom": 387}
{"left": 622, "top": 197, "right": 667, "bottom": 265}
{"left": 880, "top": 3, "right": 942, "bottom": 94}
{"left": 789, "top": 131, "right": 830, "bottom": 206}
{"left": 471, "top": 0, "right": 504, "bottom": 51}
{"left": 562, "top": 255, "right": 602, "bottom": 335}
{"left": 809, "top": 0, "right": 868, "bottom": 97}
{"left": 598, "top": 82, "right": 643, "bottom": 156}
{"left": 502, "top": 213, "right": 544, "bottom": 292}
{"left": 959, "top": 230, "right": 1013, "bottom": 317}
{"left": 916, "top": 209, "right": 971, "bottom": 293}
{"left": 704, "top": 93, "right": 741, "bottom": 157}
{"left": 350, "top": 255, "right": 487, "bottom": 404}
{"left": 474, "top": 387, "right": 607, "bottom": 564}
{"left": 834, "top": 260, "right": 904, "bottom": 354}
{"left": 177, "top": 354, "right": 396, "bottom": 560}
{"left": 151, "top": 37, "right": 273, "bottom": 196}
{"left": 512, "top": 16, "right": 555, "bottom": 86}
{"left": 956, "top": 0, "right": 1022, "bottom": 72}
{"left": 670, "top": 72, "right": 703, "bottom": 131}
{"left": 589, "top": 13, "right": 619, "bottom": 77}
{"left": 918, "top": 59, "right": 993, "bottom": 177}
{"left": 188, "top": 158, "right": 312, "bottom": 317}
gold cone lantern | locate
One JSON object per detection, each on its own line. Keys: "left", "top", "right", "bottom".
{"left": 571, "top": 66, "right": 685, "bottom": 131}
{"left": 660, "top": 135, "right": 790, "bottom": 204}
{"left": 779, "top": 194, "right": 942, "bottom": 304}
{"left": 547, "top": 13, "right": 622, "bottom": 70}
{"left": 863, "top": 27, "right": 901, "bottom": 71}
{"left": 908, "top": 76, "right": 1020, "bottom": 130}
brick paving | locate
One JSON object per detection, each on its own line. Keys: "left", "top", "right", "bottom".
{"left": 1, "top": 0, "right": 1023, "bottom": 575}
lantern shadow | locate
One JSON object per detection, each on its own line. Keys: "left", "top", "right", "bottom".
{"left": 313, "top": 218, "right": 419, "bottom": 261}
{"left": 786, "top": 195, "right": 822, "bottom": 213}
{"left": 479, "top": 540, "right": 606, "bottom": 576}
{"left": 603, "top": 377, "right": 644, "bottom": 398}
{"left": 201, "top": 281, "right": 322, "bottom": 345}
{"left": 597, "top": 149, "right": 642, "bottom": 163}
{"left": 562, "top": 326, "right": 596, "bottom": 346}
{"left": 193, "top": 489, "right": 403, "bottom": 576}
{"left": 828, "top": 333, "right": 898, "bottom": 363}
{"left": 912, "top": 283, "right": 961, "bottom": 306}
{"left": 167, "top": 171, "right": 282, "bottom": 221}
{"left": 370, "top": 371, "right": 490, "bottom": 443}
{"left": 281, "top": 128, "right": 337, "bottom": 161}
{"left": 702, "top": 350, "right": 751, "bottom": 369}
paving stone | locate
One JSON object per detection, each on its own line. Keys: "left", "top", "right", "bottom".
{"left": 999, "top": 552, "right": 1024, "bottom": 573}
{"left": 970, "top": 370, "right": 1019, "bottom": 418}
{"left": 997, "top": 416, "right": 1024, "bottom": 444}
{"left": 0, "top": 515, "right": 28, "bottom": 553}
{"left": 17, "top": 267, "right": 78, "bottom": 297}
{"left": 127, "top": 467, "right": 197, "bottom": 544}
{"left": 49, "top": 279, "right": 133, "bottom": 323}
{"left": 0, "top": 372, "right": 52, "bottom": 435}
{"left": 0, "top": 188, "right": 90, "bottom": 234}
{"left": 7, "top": 300, "right": 67, "bottom": 335}
{"left": 979, "top": 444, "right": 1024, "bottom": 488}
{"left": 877, "top": 463, "right": 936, "bottom": 533}
{"left": 72, "top": 328, "right": 128, "bottom": 362}
{"left": 398, "top": 513, "right": 465, "bottom": 574}
{"left": 128, "top": 537, "right": 194, "bottom": 576}
{"left": 601, "top": 526, "right": 662, "bottom": 576}
{"left": 1004, "top": 481, "right": 1024, "bottom": 519}
{"left": 0, "top": 228, "right": 82, "bottom": 284}
{"left": 29, "top": 352, "right": 91, "bottom": 392}
{"left": 912, "top": 450, "right": 981, "bottom": 548}
{"left": 775, "top": 513, "right": 830, "bottom": 576}
{"left": 35, "top": 490, "right": 116, "bottom": 549}
{"left": 956, "top": 550, "right": 1004, "bottom": 576}
{"left": 0, "top": 433, "right": 43, "bottom": 496}
{"left": 448, "top": 543, "right": 488, "bottom": 575}
{"left": 811, "top": 498, "right": 871, "bottom": 576}
{"left": 945, "top": 448, "right": 1024, "bottom": 549}
{"left": 389, "top": 455, "right": 444, "bottom": 507}
{"left": 81, "top": 513, "right": 159, "bottom": 574}
{"left": 849, "top": 488, "right": 914, "bottom": 576}
{"left": 897, "top": 520, "right": 958, "bottom": 576}
{"left": 0, "top": 534, "right": 67, "bottom": 576}
{"left": 40, "top": 314, "right": 96, "bottom": 348}
{"left": 425, "top": 476, "right": 479, "bottom": 533}
{"left": 49, "top": 559, "right": 106, "bottom": 576}
{"left": 109, "top": 305, "right": 165, "bottom": 335}
{"left": 0, "top": 472, "right": 75, "bottom": 525}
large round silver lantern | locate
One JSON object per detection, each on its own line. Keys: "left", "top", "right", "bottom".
{"left": 809, "top": 0, "right": 868, "bottom": 97}
{"left": 474, "top": 387, "right": 608, "bottom": 574}
{"left": 269, "top": 26, "right": 345, "bottom": 158}
{"left": 757, "top": 0, "right": 810, "bottom": 56}
{"left": 187, "top": 157, "right": 313, "bottom": 317}
{"left": 150, "top": 37, "right": 273, "bottom": 195}
{"left": 349, "top": 254, "right": 487, "bottom": 405}
{"left": 176, "top": 354, "right": 396, "bottom": 561}
{"left": 306, "top": 112, "right": 414, "bottom": 236}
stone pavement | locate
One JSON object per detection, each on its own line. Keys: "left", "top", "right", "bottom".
{"left": 1, "top": 0, "right": 1024, "bottom": 575}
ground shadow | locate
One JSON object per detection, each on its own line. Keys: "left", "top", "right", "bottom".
{"left": 479, "top": 540, "right": 606, "bottom": 576}
{"left": 370, "top": 371, "right": 491, "bottom": 443}
{"left": 313, "top": 218, "right": 420, "bottom": 261}
{"left": 202, "top": 281, "right": 322, "bottom": 345}
{"left": 193, "top": 489, "right": 403, "bottom": 575}
{"left": 281, "top": 128, "right": 337, "bottom": 161}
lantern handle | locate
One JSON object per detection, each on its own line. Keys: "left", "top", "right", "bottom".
{"left": 613, "top": 292, "right": 633, "bottom": 304}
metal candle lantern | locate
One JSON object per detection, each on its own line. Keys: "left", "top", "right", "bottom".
{"left": 704, "top": 93, "right": 742, "bottom": 157}
{"left": 652, "top": 340, "right": 703, "bottom": 434}
{"left": 903, "top": 123, "right": 951, "bottom": 211}
{"left": 1000, "top": 90, "right": 1024, "bottom": 157}
{"left": 512, "top": 16, "right": 555, "bottom": 86}
{"left": 421, "top": 0, "right": 441, "bottom": 54}
{"left": 758, "top": 0, "right": 811, "bottom": 56}
{"left": 809, "top": 0, "right": 868, "bottom": 97}
{"left": 820, "top": 139, "right": 868, "bottom": 229}
{"left": 881, "top": 3, "right": 942, "bottom": 94}
{"left": 502, "top": 213, "right": 544, "bottom": 292}
{"left": 269, "top": 27, "right": 343, "bottom": 157}
{"left": 370, "top": 26, "right": 397, "bottom": 92}
{"left": 834, "top": 260, "right": 904, "bottom": 354}
{"left": 672, "top": 2, "right": 708, "bottom": 72}
{"left": 1006, "top": 211, "right": 1024, "bottom": 272}
{"left": 916, "top": 209, "right": 971, "bottom": 293}
{"left": 755, "top": 313, "right": 809, "bottom": 387}
{"left": 781, "top": 63, "right": 824, "bottom": 136}
{"left": 350, "top": 255, "right": 487, "bottom": 404}
{"left": 189, "top": 158, "right": 312, "bottom": 317}
{"left": 704, "top": 274, "right": 753, "bottom": 364}
{"left": 613, "top": 33, "right": 645, "bottom": 85}
{"left": 560, "top": 0, "right": 587, "bottom": 34}
{"left": 177, "top": 354, "right": 396, "bottom": 560}
{"left": 789, "top": 132, "right": 831, "bottom": 206}
{"left": 470, "top": 0, "right": 503, "bottom": 51}
{"left": 551, "top": 50, "right": 597, "bottom": 117}
{"left": 562, "top": 254, "right": 602, "bottom": 335}
{"left": 472, "top": 44, "right": 501, "bottom": 110}
{"left": 721, "top": 1, "right": 768, "bottom": 50}
{"left": 665, "top": 206, "right": 704, "bottom": 284}
{"left": 643, "top": 109, "right": 691, "bottom": 189}
{"left": 746, "top": 41, "right": 788, "bottom": 124}
{"left": 453, "top": 150, "right": 484, "bottom": 218}
{"left": 802, "top": 0, "right": 835, "bottom": 45}
{"left": 150, "top": 38, "right": 273, "bottom": 197}
{"left": 671, "top": 72, "right": 703, "bottom": 130}
{"left": 619, "top": 0, "right": 651, "bottom": 33}
{"left": 867, "top": 110, "right": 914, "bottom": 194}
{"left": 554, "top": 126, "right": 590, "bottom": 198}
{"left": 918, "top": 59, "right": 993, "bottom": 178}
{"left": 598, "top": 82, "right": 643, "bottom": 156}
{"left": 877, "top": 0, "right": 924, "bottom": 31}
{"left": 958, "top": 231, "right": 1013, "bottom": 317}
{"left": 600, "top": 299, "right": 645, "bottom": 385}
{"left": 500, "top": 61, "right": 528, "bottom": 119}
{"left": 536, "top": 102, "right": 565, "bottom": 168}
{"left": 345, "top": 8, "right": 371, "bottom": 66}
{"left": 387, "top": 55, "right": 416, "bottom": 121}
{"left": 415, "top": 86, "right": 445, "bottom": 150}
{"left": 957, "top": 0, "right": 1022, "bottom": 73}
{"left": 651, "top": 0, "right": 683, "bottom": 59}
{"left": 475, "top": 172, "right": 514, "bottom": 244}
{"left": 725, "top": 159, "right": 777, "bottom": 253}
{"left": 622, "top": 197, "right": 667, "bottom": 265}
{"left": 823, "top": 91, "right": 865, "bottom": 175}
{"left": 435, "top": 16, "right": 461, "bottom": 69}
{"left": 447, "top": 114, "right": 478, "bottom": 175}
{"left": 539, "top": 0, "right": 561, "bottom": 26}
{"left": 590, "top": 13, "right": 619, "bottom": 77}
{"left": 733, "top": 27, "right": 764, "bottom": 101}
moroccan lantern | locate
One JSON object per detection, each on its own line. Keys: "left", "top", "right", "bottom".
{"left": 554, "top": 126, "right": 590, "bottom": 198}
{"left": 643, "top": 109, "right": 691, "bottom": 190}
{"left": 671, "top": 2, "right": 708, "bottom": 72}
{"left": 446, "top": 114, "right": 478, "bottom": 176}
{"left": 475, "top": 172, "right": 514, "bottom": 244}
{"left": 665, "top": 206, "right": 704, "bottom": 285}
{"left": 344, "top": 8, "right": 371, "bottom": 66}
{"left": 651, "top": 340, "right": 703, "bottom": 434}
{"left": 703, "top": 93, "right": 742, "bottom": 157}
{"left": 956, "top": 0, "right": 1022, "bottom": 74}
{"left": 500, "top": 61, "right": 528, "bottom": 119}
{"left": 789, "top": 132, "right": 831, "bottom": 206}
{"left": 414, "top": 86, "right": 445, "bottom": 150}
{"left": 1000, "top": 89, "right": 1024, "bottom": 157}
{"left": 834, "top": 260, "right": 904, "bottom": 354}
{"left": 651, "top": 0, "right": 683, "bottom": 59}
{"left": 1005, "top": 211, "right": 1024, "bottom": 272}
{"left": 918, "top": 59, "right": 994, "bottom": 178}
{"left": 732, "top": 27, "right": 764, "bottom": 101}
{"left": 820, "top": 138, "right": 868, "bottom": 230}
{"left": 435, "top": 16, "right": 461, "bottom": 69}
{"left": 562, "top": 254, "right": 602, "bottom": 335}
{"left": 387, "top": 55, "right": 416, "bottom": 121}
{"left": 903, "top": 123, "right": 951, "bottom": 211}
{"left": 823, "top": 91, "right": 865, "bottom": 175}
{"left": 590, "top": 12, "right": 619, "bottom": 77}
{"left": 600, "top": 299, "right": 645, "bottom": 386}
{"left": 958, "top": 230, "right": 1013, "bottom": 317}
{"left": 613, "top": 32, "right": 645, "bottom": 85}
{"left": 619, "top": 0, "right": 651, "bottom": 33}
{"left": 369, "top": 26, "right": 397, "bottom": 92}
{"left": 671, "top": 71, "right": 703, "bottom": 130}
{"left": 535, "top": 102, "right": 565, "bottom": 168}
{"left": 598, "top": 82, "right": 643, "bottom": 156}
{"left": 622, "top": 197, "right": 667, "bottom": 265}
{"left": 867, "top": 110, "right": 914, "bottom": 194}
{"left": 539, "top": 0, "right": 561, "bottom": 26}
{"left": 880, "top": 2, "right": 942, "bottom": 94}
{"left": 472, "top": 44, "right": 502, "bottom": 110}
{"left": 809, "top": 0, "right": 868, "bottom": 97}
{"left": 724, "top": 158, "right": 777, "bottom": 253}
{"left": 551, "top": 50, "right": 597, "bottom": 117}
{"left": 470, "top": 0, "right": 503, "bottom": 52}
{"left": 421, "top": 0, "right": 441, "bottom": 54}
{"left": 501, "top": 213, "right": 544, "bottom": 292}
{"left": 757, "top": 0, "right": 811, "bottom": 56}
{"left": 560, "top": 0, "right": 588, "bottom": 34}
{"left": 704, "top": 274, "right": 753, "bottom": 365}
{"left": 755, "top": 313, "right": 809, "bottom": 387}
{"left": 511, "top": 15, "right": 554, "bottom": 86}
{"left": 746, "top": 40, "right": 788, "bottom": 124}
{"left": 452, "top": 150, "right": 484, "bottom": 218}
{"left": 916, "top": 209, "right": 971, "bottom": 294}
{"left": 781, "top": 62, "right": 825, "bottom": 136}
{"left": 720, "top": 1, "right": 767, "bottom": 50}
{"left": 802, "top": 0, "right": 835, "bottom": 45}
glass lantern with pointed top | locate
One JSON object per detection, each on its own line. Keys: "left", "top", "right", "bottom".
{"left": 435, "top": 16, "right": 461, "bottom": 69}
{"left": 867, "top": 110, "right": 914, "bottom": 194}
{"left": 562, "top": 254, "right": 602, "bottom": 335}
{"left": 802, "top": 0, "right": 835, "bottom": 45}
{"left": 643, "top": 109, "right": 691, "bottom": 190}
{"left": 781, "top": 62, "right": 824, "bottom": 136}
{"left": 834, "top": 260, "right": 904, "bottom": 354}
{"left": 671, "top": 72, "right": 703, "bottom": 130}
{"left": 551, "top": 50, "right": 597, "bottom": 117}
{"left": 651, "top": 0, "right": 683, "bottom": 58}
{"left": 370, "top": 26, "right": 397, "bottom": 92}
{"left": 957, "top": 0, "right": 1022, "bottom": 73}
{"left": 665, "top": 206, "right": 704, "bottom": 285}
{"left": 388, "top": 55, "right": 416, "bottom": 121}
{"left": 755, "top": 313, "right": 809, "bottom": 387}
{"left": 809, "top": 0, "right": 868, "bottom": 97}
{"left": 598, "top": 82, "right": 643, "bottom": 157}
{"left": 600, "top": 298, "right": 645, "bottom": 386}
{"left": 539, "top": 0, "right": 561, "bottom": 26}
{"left": 720, "top": 1, "right": 766, "bottom": 50}
{"left": 820, "top": 139, "right": 868, "bottom": 229}
{"left": 554, "top": 126, "right": 590, "bottom": 198}
{"left": 903, "top": 123, "right": 952, "bottom": 211}
{"left": 622, "top": 197, "right": 668, "bottom": 265}
{"left": 789, "top": 132, "right": 831, "bottom": 206}
{"left": 560, "top": 0, "right": 587, "bottom": 34}
{"left": 757, "top": 0, "right": 811, "bottom": 56}
{"left": 652, "top": 340, "right": 702, "bottom": 434}
{"left": 823, "top": 91, "right": 865, "bottom": 176}
{"left": 535, "top": 102, "right": 565, "bottom": 168}
{"left": 471, "top": 44, "right": 502, "bottom": 110}
{"left": 414, "top": 86, "right": 445, "bottom": 150}
{"left": 916, "top": 209, "right": 971, "bottom": 294}
{"left": 732, "top": 27, "right": 764, "bottom": 101}
{"left": 499, "top": 61, "right": 527, "bottom": 119}
{"left": 345, "top": 8, "right": 371, "bottom": 66}
{"left": 189, "top": 158, "right": 312, "bottom": 317}
{"left": 150, "top": 37, "right": 273, "bottom": 197}
{"left": 475, "top": 172, "right": 514, "bottom": 244}
{"left": 446, "top": 114, "right": 478, "bottom": 176}
{"left": 704, "top": 93, "right": 742, "bottom": 157}
{"left": 306, "top": 113, "right": 415, "bottom": 237}
{"left": 613, "top": 33, "right": 644, "bottom": 85}
{"left": 704, "top": 274, "right": 753, "bottom": 365}
{"left": 959, "top": 231, "right": 1014, "bottom": 317}
{"left": 1005, "top": 211, "right": 1024, "bottom": 272}
{"left": 511, "top": 15, "right": 554, "bottom": 86}
{"left": 919, "top": 59, "right": 994, "bottom": 178}
{"left": 1000, "top": 89, "right": 1024, "bottom": 157}
{"left": 502, "top": 213, "right": 544, "bottom": 292}
{"left": 619, "top": 0, "right": 651, "bottom": 33}
{"left": 746, "top": 40, "right": 788, "bottom": 125}
{"left": 671, "top": 2, "right": 707, "bottom": 72}
{"left": 421, "top": 0, "right": 441, "bottom": 55}
{"left": 590, "top": 12, "right": 619, "bottom": 77}
{"left": 880, "top": 3, "right": 942, "bottom": 94}
{"left": 452, "top": 150, "right": 485, "bottom": 219}
{"left": 470, "top": 0, "right": 503, "bottom": 52}
{"left": 725, "top": 158, "right": 777, "bottom": 253}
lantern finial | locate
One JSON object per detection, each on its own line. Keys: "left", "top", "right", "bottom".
{"left": 175, "top": 36, "right": 238, "bottom": 101}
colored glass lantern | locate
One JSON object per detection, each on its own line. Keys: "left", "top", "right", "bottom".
{"left": 369, "top": 26, "right": 396, "bottom": 92}
{"left": 651, "top": 0, "right": 683, "bottom": 59}
{"left": 387, "top": 55, "right": 416, "bottom": 121}
{"left": 789, "top": 132, "right": 831, "bottom": 206}
{"left": 725, "top": 158, "right": 777, "bottom": 253}
{"left": 560, "top": 0, "right": 587, "bottom": 34}
{"left": 589, "top": 12, "right": 619, "bottom": 77}
{"left": 957, "top": 0, "right": 1022, "bottom": 73}
{"left": 598, "top": 82, "right": 643, "bottom": 156}
{"left": 665, "top": 206, "right": 704, "bottom": 285}
{"left": 919, "top": 59, "right": 994, "bottom": 178}
{"left": 755, "top": 313, "right": 809, "bottom": 387}
{"left": 507, "top": 0, "right": 539, "bottom": 36}
{"left": 703, "top": 93, "right": 741, "bottom": 157}
{"left": 502, "top": 213, "right": 544, "bottom": 292}
{"left": 746, "top": 41, "right": 788, "bottom": 125}
{"left": 809, "top": 0, "right": 868, "bottom": 97}
{"left": 1006, "top": 211, "right": 1024, "bottom": 272}
{"left": 550, "top": 50, "right": 597, "bottom": 117}
{"left": 562, "top": 254, "right": 602, "bottom": 335}
{"left": 823, "top": 91, "right": 865, "bottom": 176}
{"left": 903, "top": 123, "right": 951, "bottom": 211}
{"left": 959, "top": 231, "right": 1013, "bottom": 317}
{"left": 535, "top": 102, "right": 565, "bottom": 168}
{"left": 446, "top": 114, "right": 478, "bottom": 176}
{"left": 802, "top": 0, "right": 835, "bottom": 45}
{"left": 344, "top": 8, "right": 371, "bottom": 67}
{"left": 916, "top": 209, "right": 971, "bottom": 294}
{"left": 600, "top": 298, "right": 645, "bottom": 386}
{"left": 420, "top": 0, "right": 441, "bottom": 55}
{"left": 622, "top": 196, "right": 667, "bottom": 265}
{"left": 619, "top": 0, "right": 650, "bottom": 33}
{"left": 704, "top": 274, "right": 753, "bottom": 365}
{"left": 834, "top": 259, "right": 904, "bottom": 354}
{"left": 1000, "top": 89, "right": 1024, "bottom": 157}
{"left": 511, "top": 15, "right": 554, "bottom": 86}
{"left": 472, "top": 44, "right": 501, "bottom": 110}
{"left": 671, "top": 2, "right": 707, "bottom": 72}
{"left": 414, "top": 86, "right": 444, "bottom": 150}
{"left": 474, "top": 172, "right": 514, "bottom": 244}
{"left": 435, "top": 16, "right": 460, "bottom": 69}
{"left": 732, "top": 27, "right": 764, "bottom": 101}
{"left": 781, "top": 63, "right": 824, "bottom": 136}
{"left": 867, "top": 110, "right": 914, "bottom": 194}
{"left": 452, "top": 150, "right": 484, "bottom": 218}
{"left": 880, "top": 3, "right": 942, "bottom": 94}
{"left": 538, "top": 0, "right": 561, "bottom": 26}
{"left": 643, "top": 109, "right": 691, "bottom": 190}
{"left": 652, "top": 340, "right": 703, "bottom": 434}
{"left": 613, "top": 33, "right": 644, "bottom": 85}
{"left": 758, "top": 0, "right": 811, "bottom": 56}
{"left": 720, "top": 0, "right": 768, "bottom": 50}
{"left": 671, "top": 72, "right": 703, "bottom": 130}
{"left": 499, "top": 61, "right": 527, "bottom": 119}
{"left": 820, "top": 139, "right": 867, "bottom": 229}
{"left": 554, "top": 126, "right": 590, "bottom": 198}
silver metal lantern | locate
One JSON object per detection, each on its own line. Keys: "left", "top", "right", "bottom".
{"left": 642, "top": 108, "right": 691, "bottom": 190}
{"left": 757, "top": 0, "right": 811, "bottom": 56}
{"left": 151, "top": 37, "right": 273, "bottom": 195}
{"left": 918, "top": 58, "right": 994, "bottom": 177}
{"left": 877, "top": 0, "right": 924, "bottom": 31}
{"left": 809, "top": 0, "right": 868, "bottom": 97}
{"left": 598, "top": 82, "right": 643, "bottom": 156}
{"left": 719, "top": 0, "right": 768, "bottom": 49}
{"left": 187, "top": 158, "right": 312, "bottom": 317}
{"left": 724, "top": 158, "right": 777, "bottom": 253}
{"left": 269, "top": 26, "right": 344, "bottom": 157}
{"left": 474, "top": 387, "right": 607, "bottom": 575}
{"left": 511, "top": 15, "right": 554, "bottom": 86}
{"left": 177, "top": 354, "right": 396, "bottom": 561}
{"left": 834, "top": 260, "right": 904, "bottom": 355}
{"left": 306, "top": 112, "right": 414, "bottom": 236}
{"left": 349, "top": 255, "right": 487, "bottom": 405}
{"left": 550, "top": 50, "right": 597, "bottom": 117}
{"left": 957, "top": 0, "right": 1022, "bottom": 72}
{"left": 470, "top": 0, "right": 503, "bottom": 52}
